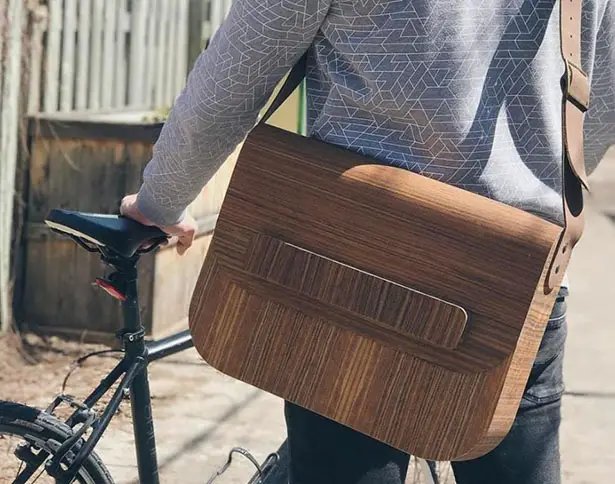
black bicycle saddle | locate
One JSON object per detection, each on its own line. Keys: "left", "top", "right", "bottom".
{"left": 45, "top": 209, "right": 167, "bottom": 258}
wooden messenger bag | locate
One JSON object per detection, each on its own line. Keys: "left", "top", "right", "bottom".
{"left": 189, "top": 0, "right": 589, "bottom": 461}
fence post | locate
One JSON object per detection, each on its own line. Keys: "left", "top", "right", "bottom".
{"left": 187, "top": 0, "right": 205, "bottom": 76}
{"left": 0, "top": 0, "right": 25, "bottom": 333}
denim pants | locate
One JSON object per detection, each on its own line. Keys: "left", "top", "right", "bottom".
{"left": 284, "top": 288, "right": 568, "bottom": 484}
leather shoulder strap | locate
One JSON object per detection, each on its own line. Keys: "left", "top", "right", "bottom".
{"left": 260, "top": 53, "right": 308, "bottom": 125}
{"left": 546, "top": 0, "right": 590, "bottom": 291}
{"left": 260, "top": 2, "right": 589, "bottom": 293}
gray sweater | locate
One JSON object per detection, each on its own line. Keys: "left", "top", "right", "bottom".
{"left": 136, "top": 0, "right": 613, "bottom": 228}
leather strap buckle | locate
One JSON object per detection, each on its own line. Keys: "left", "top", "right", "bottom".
{"left": 564, "top": 60, "right": 589, "bottom": 112}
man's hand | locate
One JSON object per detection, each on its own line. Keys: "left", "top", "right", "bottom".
{"left": 120, "top": 194, "right": 197, "bottom": 255}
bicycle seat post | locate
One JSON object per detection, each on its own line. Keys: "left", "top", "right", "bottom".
{"left": 100, "top": 249, "right": 161, "bottom": 483}
{"left": 117, "top": 260, "right": 141, "bottom": 334}
{"left": 95, "top": 250, "right": 145, "bottom": 356}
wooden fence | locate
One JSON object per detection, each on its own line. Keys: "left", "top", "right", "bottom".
{"left": 1, "top": 0, "right": 302, "bottom": 334}
{"left": 29, "top": 0, "right": 233, "bottom": 114}
{"left": 0, "top": 0, "right": 233, "bottom": 333}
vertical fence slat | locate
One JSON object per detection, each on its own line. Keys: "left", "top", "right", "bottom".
{"left": 0, "top": 0, "right": 6, "bottom": 89}
{"left": 211, "top": 0, "right": 223, "bottom": 34}
{"left": 0, "top": 0, "right": 25, "bottom": 332}
{"left": 76, "top": 0, "right": 91, "bottom": 110}
{"left": 187, "top": 0, "right": 205, "bottom": 75}
{"left": 89, "top": 0, "right": 104, "bottom": 109}
{"left": 164, "top": 1, "right": 179, "bottom": 105}
{"left": 161, "top": 1, "right": 172, "bottom": 107}
{"left": 143, "top": 0, "right": 158, "bottom": 107}
{"left": 60, "top": 0, "right": 77, "bottom": 111}
{"left": 175, "top": 0, "right": 189, "bottom": 90}
{"left": 154, "top": 0, "right": 170, "bottom": 108}
{"left": 101, "top": 0, "right": 117, "bottom": 108}
{"left": 201, "top": 0, "right": 212, "bottom": 49}
{"left": 114, "top": 0, "right": 128, "bottom": 107}
{"left": 44, "top": 0, "right": 62, "bottom": 112}
{"left": 128, "top": 0, "right": 148, "bottom": 106}
{"left": 27, "top": 5, "right": 48, "bottom": 114}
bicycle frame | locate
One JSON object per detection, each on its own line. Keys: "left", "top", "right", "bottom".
{"left": 37, "top": 245, "right": 287, "bottom": 484}
{"left": 42, "top": 251, "right": 169, "bottom": 483}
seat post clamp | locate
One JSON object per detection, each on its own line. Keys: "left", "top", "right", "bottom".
{"left": 116, "top": 327, "right": 146, "bottom": 348}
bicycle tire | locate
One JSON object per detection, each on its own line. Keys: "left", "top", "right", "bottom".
{"left": 0, "top": 400, "right": 115, "bottom": 484}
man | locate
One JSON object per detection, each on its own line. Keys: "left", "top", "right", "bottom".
{"left": 121, "top": 1, "right": 613, "bottom": 483}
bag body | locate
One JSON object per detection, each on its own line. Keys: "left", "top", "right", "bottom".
{"left": 190, "top": 124, "right": 563, "bottom": 460}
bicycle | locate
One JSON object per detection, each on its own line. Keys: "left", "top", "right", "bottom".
{"left": 0, "top": 208, "right": 440, "bottom": 484}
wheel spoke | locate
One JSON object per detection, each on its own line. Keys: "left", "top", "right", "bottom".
{"left": 15, "top": 459, "right": 24, "bottom": 479}
{"left": 10, "top": 443, "right": 47, "bottom": 484}
{"left": 13, "top": 461, "right": 45, "bottom": 484}
{"left": 31, "top": 467, "right": 46, "bottom": 483}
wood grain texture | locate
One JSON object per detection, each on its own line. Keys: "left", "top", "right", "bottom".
{"left": 189, "top": 124, "right": 564, "bottom": 460}
{"left": 23, "top": 136, "right": 152, "bottom": 336}
{"left": 246, "top": 234, "right": 468, "bottom": 349}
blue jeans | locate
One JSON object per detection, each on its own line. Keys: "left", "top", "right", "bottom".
{"left": 284, "top": 288, "right": 568, "bottom": 484}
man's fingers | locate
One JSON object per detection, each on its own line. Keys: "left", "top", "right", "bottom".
{"left": 176, "top": 232, "right": 194, "bottom": 255}
{"left": 120, "top": 194, "right": 154, "bottom": 226}
{"left": 177, "top": 241, "right": 190, "bottom": 256}
{"left": 121, "top": 193, "right": 197, "bottom": 255}
{"left": 154, "top": 216, "right": 197, "bottom": 255}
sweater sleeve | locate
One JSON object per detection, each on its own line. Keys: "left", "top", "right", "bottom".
{"left": 136, "top": 0, "right": 331, "bottom": 226}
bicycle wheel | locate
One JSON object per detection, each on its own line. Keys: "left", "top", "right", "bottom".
{"left": 0, "top": 401, "right": 114, "bottom": 484}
